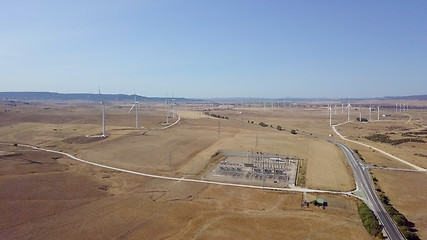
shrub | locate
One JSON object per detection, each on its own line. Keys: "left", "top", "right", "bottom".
{"left": 259, "top": 122, "right": 268, "bottom": 127}
{"left": 358, "top": 203, "right": 381, "bottom": 237}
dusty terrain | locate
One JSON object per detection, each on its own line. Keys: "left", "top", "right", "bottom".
{"left": 0, "top": 98, "right": 427, "bottom": 239}
{"left": 6, "top": 99, "right": 425, "bottom": 239}
{"left": 0, "top": 143, "right": 370, "bottom": 240}
{"left": 372, "top": 169, "right": 427, "bottom": 240}
{"left": 328, "top": 101, "right": 427, "bottom": 240}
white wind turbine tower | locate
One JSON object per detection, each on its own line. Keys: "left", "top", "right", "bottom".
{"left": 128, "top": 91, "right": 139, "bottom": 128}
{"left": 341, "top": 103, "right": 344, "bottom": 114}
{"left": 347, "top": 102, "right": 351, "bottom": 122}
{"left": 359, "top": 106, "right": 362, "bottom": 122}
{"left": 172, "top": 98, "right": 176, "bottom": 118}
{"left": 98, "top": 88, "right": 106, "bottom": 138}
{"left": 377, "top": 105, "right": 380, "bottom": 121}
{"left": 369, "top": 105, "right": 372, "bottom": 122}
{"left": 328, "top": 104, "right": 332, "bottom": 126}
{"left": 165, "top": 98, "right": 170, "bottom": 124}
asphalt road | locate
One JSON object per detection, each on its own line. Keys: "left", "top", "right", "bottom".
{"left": 329, "top": 139, "right": 405, "bottom": 240}
{"left": 0, "top": 127, "right": 407, "bottom": 240}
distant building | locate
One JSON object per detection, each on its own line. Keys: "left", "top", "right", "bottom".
{"left": 316, "top": 197, "right": 328, "bottom": 209}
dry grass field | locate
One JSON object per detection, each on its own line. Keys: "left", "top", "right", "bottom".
{"left": 372, "top": 169, "right": 427, "bottom": 240}
{"left": 331, "top": 101, "right": 427, "bottom": 169}
{"left": 3, "top": 100, "right": 409, "bottom": 239}
{"left": 0, "top": 145, "right": 371, "bottom": 240}
{"left": 329, "top": 100, "right": 427, "bottom": 240}
{"left": 306, "top": 138, "right": 354, "bottom": 191}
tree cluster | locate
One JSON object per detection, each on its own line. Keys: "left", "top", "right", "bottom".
{"left": 204, "top": 111, "right": 228, "bottom": 119}
{"left": 375, "top": 188, "right": 420, "bottom": 239}
{"left": 358, "top": 203, "right": 382, "bottom": 237}
{"left": 372, "top": 173, "right": 420, "bottom": 240}
{"left": 258, "top": 122, "right": 268, "bottom": 127}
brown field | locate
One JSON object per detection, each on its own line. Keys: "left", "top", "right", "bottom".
{"left": 7, "top": 100, "right": 427, "bottom": 239}
{"left": 328, "top": 101, "right": 427, "bottom": 240}
{"left": 306, "top": 138, "right": 354, "bottom": 191}
{"left": 372, "top": 169, "right": 427, "bottom": 240}
{"left": 335, "top": 117, "right": 427, "bottom": 169}
{"left": 0, "top": 145, "right": 371, "bottom": 240}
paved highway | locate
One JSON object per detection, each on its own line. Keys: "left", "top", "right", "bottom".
{"left": 332, "top": 123, "right": 425, "bottom": 172}
{"left": 0, "top": 124, "right": 407, "bottom": 240}
{"left": 328, "top": 139, "right": 405, "bottom": 240}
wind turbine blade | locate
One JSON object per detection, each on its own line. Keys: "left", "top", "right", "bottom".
{"left": 128, "top": 104, "right": 135, "bottom": 113}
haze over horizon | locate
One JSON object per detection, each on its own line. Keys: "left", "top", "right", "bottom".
{"left": 1, "top": 1, "right": 426, "bottom": 98}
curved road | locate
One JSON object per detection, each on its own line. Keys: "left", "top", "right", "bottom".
{"left": 299, "top": 128, "right": 405, "bottom": 240}
{"left": 0, "top": 142, "right": 353, "bottom": 196}
{"left": 332, "top": 123, "right": 425, "bottom": 172}
{"left": 329, "top": 139, "right": 405, "bottom": 240}
{"left": 0, "top": 117, "right": 407, "bottom": 239}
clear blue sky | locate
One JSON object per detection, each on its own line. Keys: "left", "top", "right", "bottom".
{"left": 1, "top": 1, "right": 426, "bottom": 98}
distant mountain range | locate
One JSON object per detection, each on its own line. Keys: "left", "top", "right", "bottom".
{"left": 0, "top": 92, "right": 426, "bottom": 102}
{"left": 0, "top": 92, "right": 191, "bottom": 102}
{"left": 379, "top": 95, "right": 427, "bottom": 100}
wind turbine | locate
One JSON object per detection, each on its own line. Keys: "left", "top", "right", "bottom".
{"left": 377, "top": 105, "right": 380, "bottom": 121}
{"left": 328, "top": 104, "right": 332, "bottom": 126}
{"left": 98, "top": 88, "right": 106, "bottom": 138}
{"left": 171, "top": 92, "right": 176, "bottom": 118}
{"left": 165, "top": 99, "right": 169, "bottom": 124}
{"left": 347, "top": 102, "right": 351, "bottom": 122}
{"left": 172, "top": 98, "right": 176, "bottom": 118}
{"left": 128, "top": 91, "right": 139, "bottom": 128}
{"left": 359, "top": 106, "right": 362, "bottom": 122}
{"left": 369, "top": 105, "right": 372, "bottom": 122}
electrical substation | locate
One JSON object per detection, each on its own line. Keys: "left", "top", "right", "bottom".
{"left": 204, "top": 150, "right": 299, "bottom": 187}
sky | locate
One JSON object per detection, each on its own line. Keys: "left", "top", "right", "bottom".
{"left": 1, "top": 1, "right": 426, "bottom": 98}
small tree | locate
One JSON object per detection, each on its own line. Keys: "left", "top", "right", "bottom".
{"left": 291, "top": 129, "right": 297, "bottom": 134}
{"left": 259, "top": 122, "right": 268, "bottom": 127}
